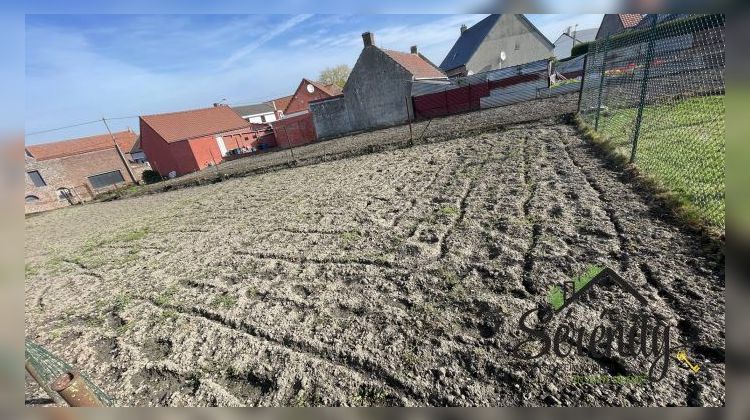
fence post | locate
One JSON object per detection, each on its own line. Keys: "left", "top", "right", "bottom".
{"left": 629, "top": 17, "right": 659, "bottom": 163}
{"left": 405, "top": 95, "right": 413, "bottom": 145}
{"left": 594, "top": 36, "right": 610, "bottom": 131}
{"left": 576, "top": 53, "right": 589, "bottom": 113}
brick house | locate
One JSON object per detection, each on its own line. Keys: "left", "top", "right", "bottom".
{"left": 139, "top": 105, "right": 274, "bottom": 177}
{"left": 25, "top": 130, "right": 143, "bottom": 214}
{"left": 596, "top": 14, "right": 643, "bottom": 40}
{"left": 272, "top": 79, "right": 342, "bottom": 148}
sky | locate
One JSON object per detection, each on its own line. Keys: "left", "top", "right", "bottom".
{"left": 25, "top": 13, "right": 603, "bottom": 145}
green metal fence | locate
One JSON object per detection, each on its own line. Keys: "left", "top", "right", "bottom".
{"left": 579, "top": 14, "right": 725, "bottom": 230}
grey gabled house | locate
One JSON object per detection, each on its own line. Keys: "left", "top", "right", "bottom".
{"left": 439, "top": 14, "right": 554, "bottom": 77}
{"left": 311, "top": 32, "right": 447, "bottom": 139}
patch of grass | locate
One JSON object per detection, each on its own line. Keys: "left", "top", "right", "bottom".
{"left": 25, "top": 263, "right": 38, "bottom": 277}
{"left": 115, "top": 322, "right": 132, "bottom": 335}
{"left": 246, "top": 286, "right": 259, "bottom": 298}
{"left": 116, "top": 227, "right": 150, "bottom": 242}
{"left": 292, "top": 390, "right": 325, "bottom": 407}
{"left": 154, "top": 286, "right": 177, "bottom": 306}
{"left": 439, "top": 205, "right": 459, "bottom": 216}
{"left": 351, "top": 386, "right": 389, "bottom": 406}
{"left": 340, "top": 230, "right": 361, "bottom": 242}
{"left": 150, "top": 308, "right": 178, "bottom": 324}
{"left": 211, "top": 294, "right": 237, "bottom": 309}
{"left": 112, "top": 292, "right": 132, "bottom": 312}
{"left": 448, "top": 284, "right": 468, "bottom": 301}
{"left": 579, "top": 95, "right": 725, "bottom": 230}
{"left": 85, "top": 316, "right": 104, "bottom": 328}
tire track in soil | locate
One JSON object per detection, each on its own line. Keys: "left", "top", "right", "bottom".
{"left": 559, "top": 132, "right": 630, "bottom": 273}
{"left": 439, "top": 155, "right": 490, "bottom": 260}
{"left": 391, "top": 162, "right": 448, "bottom": 228}
{"left": 140, "top": 297, "right": 424, "bottom": 404}
{"left": 520, "top": 134, "right": 541, "bottom": 295}
{"left": 560, "top": 124, "right": 724, "bottom": 404}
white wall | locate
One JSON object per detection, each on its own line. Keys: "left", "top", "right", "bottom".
{"left": 244, "top": 112, "right": 277, "bottom": 124}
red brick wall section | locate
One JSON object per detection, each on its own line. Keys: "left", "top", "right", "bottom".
{"left": 140, "top": 118, "right": 185, "bottom": 176}
{"left": 187, "top": 136, "right": 223, "bottom": 172}
{"left": 273, "top": 113, "right": 317, "bottom": 148}
{"left": 219, "top": 127, "right": 257, "bottom": 151}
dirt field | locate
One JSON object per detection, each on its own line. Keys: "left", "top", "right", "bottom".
{"left": 25, "top": 116, "right": 725, "bottom": 406}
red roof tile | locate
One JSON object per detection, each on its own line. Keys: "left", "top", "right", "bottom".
{"left": 619, "top": 14, "right": 643, "bottom": 28}
{"left": 269, "top": 95, "right": 294, "bottom": 112}
{"left": 140, "top": 105, "right": 251, "bottom": 143}
{"left": 310, "top": 80, "right": 343, "bottom": 96}
{"left": 381, "top": 49, "right": 446, "bottom": 79}
{"left": 26, "top": 130, "right": 137, "bottom": 161}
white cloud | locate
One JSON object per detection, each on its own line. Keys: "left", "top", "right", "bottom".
{"left": 222, "top": 14, "right": 313, "bottom": 68}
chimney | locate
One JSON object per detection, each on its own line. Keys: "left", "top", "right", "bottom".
{"left": 362, "top": 32, "right": 375, "bottom": 47}
{"left": 410, "top": 45, "right": 418, "bottom": 54}
{"left": 460, "top": 24, "right": 468, "bottom": 34}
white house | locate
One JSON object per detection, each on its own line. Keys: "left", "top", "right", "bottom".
{"left": 231, "top": 102, "right": 278, "bottom": 124}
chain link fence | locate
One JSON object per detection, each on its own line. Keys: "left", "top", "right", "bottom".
{"left": 579, "top": 14, "right": 725, "bottom": 230}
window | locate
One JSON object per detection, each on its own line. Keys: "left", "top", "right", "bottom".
{"left": 27, "top": 170, "right": 46, "bottom": 187}
{"left": 88, "top": 170, "right": 125, "bottom": 189}
{"left": 25, "top": 195, "right": 40, "bottom": 203}
{"left": 514, "top": 41, "right": 520, "bottom": 50}
{"left": 260, "top": 115, "right": 266, "bottom": 123}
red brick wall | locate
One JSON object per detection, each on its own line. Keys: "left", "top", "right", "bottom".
{"left": 140, "top": 119, "right": 188, "bottom": 176}
{"left": 285, "top": 81, "right": 338, "bottom": 115}
{"left": 273, "top": 113, "right": 317, "bottom": 148}
{"left": 187, "top": 136, "right": 223, "bottom": 171}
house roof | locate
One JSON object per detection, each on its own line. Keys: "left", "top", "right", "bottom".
{"left": 269, "top": 94, "right": 294, "bottom": 112}
{"left": 553, "top": 27, "right": 598, "bottom": 58}
{"left": 553, "top": 27, "right": 598, "bottom": 46}
{"left": 439, "top": 14, "right": 554, "bottom": 72}
{"left": 440, "top": 14, "right": 501, "bottom": 72}
{"left": 619, "top": 14, "right": 644, "bottom": 28}
{"left": 634, "top": 13, "right": 689, "bottom": 29}
{"left": 140, "top": 105, "right": 251, "bottom": 144}
{"left": 232, "top": 102, "right": 275, "bottom": 117}
{"left": 25, "top": 130, "right": 137, "bottom": 161}
{"left": 381, "top": 48, "right": 446, "bottom": 79}
{"left": 309, "top": 80, "right": 343, "bottom": 96}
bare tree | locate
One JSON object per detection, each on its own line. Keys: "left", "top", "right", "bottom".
{"left": 318, "top": 64, "right": 351, "bottom": 89}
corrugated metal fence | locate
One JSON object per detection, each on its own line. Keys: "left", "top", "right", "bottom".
{"left": 411, "top": 58, "right": 585, "bottom": 119}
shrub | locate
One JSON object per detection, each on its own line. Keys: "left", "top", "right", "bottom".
{"left": 570, "top": 41, "right": 591, "bottom": 58}
{"left": 142, "top": 169, "right": 162, "bottom": 184}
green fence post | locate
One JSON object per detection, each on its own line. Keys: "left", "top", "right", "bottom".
{"left": 594, "top": 36, "right": 609, "bottom": 131}
{"left": 629, "top": 17, "right": 659, "bottom": 163}
{"left": 576, "top": 53, "right": 589, "bottom": 112}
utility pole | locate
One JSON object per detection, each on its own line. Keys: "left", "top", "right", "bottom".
{"left": 102, "top": 117, "right": 137, "bottom": 184}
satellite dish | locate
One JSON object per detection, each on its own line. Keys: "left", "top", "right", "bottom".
{"left": 500, "top": 51, "right": 507, "bottom": 61}
{"left": 306, "top": 83, "right": 315, "bottom": 93}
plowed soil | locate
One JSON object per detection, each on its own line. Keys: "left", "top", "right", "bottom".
{"left": 25, "top": 117, "right": 724, "bottom": 406}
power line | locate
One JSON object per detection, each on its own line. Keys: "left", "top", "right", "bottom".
{"left": 25, "top": 115, "right": 140, "bottom": 137}
{"left": 25, "top": 119, "right": 103, "bottom": 137}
